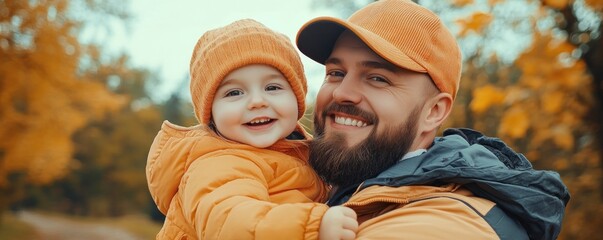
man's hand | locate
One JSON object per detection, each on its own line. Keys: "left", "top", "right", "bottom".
{"left": 319, "top": 206, "right": 358, "bottom": 240}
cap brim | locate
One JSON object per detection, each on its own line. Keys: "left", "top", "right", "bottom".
{"left": 296, "top": 16, "right": 425, "bottom": 73}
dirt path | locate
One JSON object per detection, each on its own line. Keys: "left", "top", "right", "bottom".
{"left": 17, "top": 211, "right": 140, "bottom": 240}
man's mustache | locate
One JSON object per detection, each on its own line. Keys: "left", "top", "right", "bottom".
{"left": 321, "top": 103, "right": 377, "bottom": 125}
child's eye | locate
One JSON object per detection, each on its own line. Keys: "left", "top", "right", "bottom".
{"left": 265, "top": 84, "right": 282, "bottom": 91}
{"left": 225, "top": 89, "right": 243, "bottom": 97}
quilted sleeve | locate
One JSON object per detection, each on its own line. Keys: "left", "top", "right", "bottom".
{"left": 181, "top": 152, "right": 329, "bottom": 240}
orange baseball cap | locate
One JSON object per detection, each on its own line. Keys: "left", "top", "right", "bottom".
{"left": 296, "top": 0, "right": 462, "bottom": 99}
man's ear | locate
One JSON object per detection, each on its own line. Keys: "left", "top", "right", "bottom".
{"left": 421, "top": 92, "right": 453, "bottom": 132}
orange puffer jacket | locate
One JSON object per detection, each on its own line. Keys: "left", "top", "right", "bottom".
{"left": 146, "top": 121, "right": 329, "bottom": 240}
{"left": 345, "top": 184, "right": 504, "bottom": 239}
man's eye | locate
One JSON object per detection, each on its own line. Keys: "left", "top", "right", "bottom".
{"left": 225, "top": 89, "right": 243, "bottom": 97}
{"left": 369, "top": 76, "right": 388, "bottom": 83}
{"left": 326, "top": 70, "right": 345, "bottom": 78}
{"left": 325, "top": 70, "right": 345, "bottom": 82}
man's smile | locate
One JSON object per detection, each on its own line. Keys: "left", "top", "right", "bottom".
{"left": 333, "top": 115, "right": 369, "bottom": 127}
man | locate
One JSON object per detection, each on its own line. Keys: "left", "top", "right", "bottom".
{"left": 296, "top": 0, "right": 569, "bottom": 239}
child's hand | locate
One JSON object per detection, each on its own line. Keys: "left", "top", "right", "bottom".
{"left": 319, "top": 206, "right": 358, "bottom": 240}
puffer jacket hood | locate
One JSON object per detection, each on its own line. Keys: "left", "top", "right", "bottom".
{"left": 330, "top": 128, "right": 570, "bottom": 240}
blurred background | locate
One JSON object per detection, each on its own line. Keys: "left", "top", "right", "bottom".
{"left": 0, "top": 0, "right": 601, "bottom": 239}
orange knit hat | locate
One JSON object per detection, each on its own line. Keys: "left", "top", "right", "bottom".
{"left": 190, "top": 19, "right": 307, "bottom": 125}
{"left": 296, "top": 0, "right": 462, "bottom": 100}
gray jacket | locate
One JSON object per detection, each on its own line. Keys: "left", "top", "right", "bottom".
{"left": 328, "top": 128, "right": 569, "bottom": 240}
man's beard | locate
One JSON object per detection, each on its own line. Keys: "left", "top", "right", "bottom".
{"left": 309, "top": 103, "right": 419, "bottom": 188}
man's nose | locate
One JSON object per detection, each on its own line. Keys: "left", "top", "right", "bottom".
{"left": 332, "top": 76, "right": 362, "bottom": 104}
{"left": 247, "top": 92, "right": 269, "bottom": 109}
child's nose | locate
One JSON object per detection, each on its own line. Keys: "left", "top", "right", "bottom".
{"left": 247, "top": 93, "right": 268, "bottom": 109}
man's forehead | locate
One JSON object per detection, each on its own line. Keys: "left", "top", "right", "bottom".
{"left": 333, "top": 31, "right": 369, "bottom": 50}
{"left": 329, "top": 33, "right": 402, "bottom": 73}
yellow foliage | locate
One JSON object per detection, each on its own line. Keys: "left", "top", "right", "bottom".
{"left": 531, "top": 129, "right": 551, "bottom": 149}
{"left": 560, "top": 111, "right": 579, "bottom": 128}
{"left": 546, "top": 39, "right": 576, "bottom": 56}
{"left": 520, "top": 75, "right": 545, "bottom": 89}
{"left": 543, "top": 0, "right": 570, "bottom": 9}
{"left": 470, "top": 84, "right": 506, "bottom": 114}
{"left": 551, "top": 126, "right": 575, "bottom": 151}
{"left": 503, "top": 87, "right": 531, "bottom": 104}
{"left": 456, "top": 12, "right": 493, "bottom": 37}
{"left": 0, "top": 0, "right": 126, "bottom": 187}
{"left": 576, "top": 173, "right": 598, "bottom": 190}
{"left": 488, "top": 0, "right": 505, "bottom": 5}
{"left": 558, "top": 62, "right": 590, "bottom": 89}
{"left": 499, "top": 106, "right": 530, "bottom": 139}
{"left": 553, "top": 158, "right": 570, "bottom": 171}
{"left": 525, "top": 150, "right": 540, "bottom": 162}
{"left": 26, "top": 136, "right": 72, "bottom": 185}
{"left": 515, "top": 33, "right": 557, "bottom": 78}
{"left": 541, "top": 90, "right": 565, "bottom": 114}
{"left": 515, "top": 57, "right": 539, "bottom": 76}
{"left": 585, "top": 0, "right": 603, "bottom": 10}
{"left": 452, "top": 0, "right": 475, "bottom": 7}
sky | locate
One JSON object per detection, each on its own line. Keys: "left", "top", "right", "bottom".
{"left": 106, "top": 0, "right": 339, "bottom": 102}
{"left": 101, "top": 0, "right": 554, "bottom": 103}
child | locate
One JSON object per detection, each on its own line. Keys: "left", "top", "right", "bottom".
{"left": 146, "top": 19, "right": 358, "bottom": 240}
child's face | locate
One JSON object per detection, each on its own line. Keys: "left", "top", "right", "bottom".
{"left": 211, "top": 64, "right": 299, "bottom": 148}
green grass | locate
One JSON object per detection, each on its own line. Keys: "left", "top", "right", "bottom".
{"left": 0, "top": 213, "right": 40, "bottom": 240}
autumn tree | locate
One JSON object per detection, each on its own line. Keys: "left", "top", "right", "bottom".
{"left": 58, "top": 56, "right": 162, "bottom": 217}
{"left": 442, "top": 1, "right": 601, "bottom": 238}
{"left": 0, "top": 0, "right": 130, "bottom": 217}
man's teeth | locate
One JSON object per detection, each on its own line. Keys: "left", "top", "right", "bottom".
{"left": 250, "top": 118, "right": 270, "bottom": 124}
{"left": 334, "top": 116, "right": 367, "bottom": 127}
